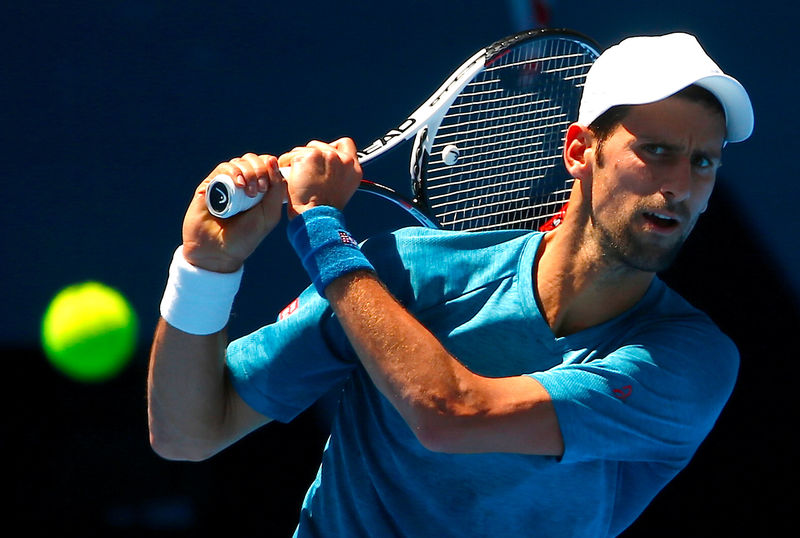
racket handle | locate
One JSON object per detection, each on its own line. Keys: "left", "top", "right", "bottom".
{"left": 206, "top": 170, "right": 289, "bottom": 218}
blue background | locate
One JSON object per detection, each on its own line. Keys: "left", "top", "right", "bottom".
{"left": 3, "top": 1, "right": 795, "bottom": 535}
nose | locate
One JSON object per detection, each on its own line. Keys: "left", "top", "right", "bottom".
{"left": 659, "top": 157, "right": 692, "bottom": 202}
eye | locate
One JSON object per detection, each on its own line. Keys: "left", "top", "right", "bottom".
{"left": 691, "top": 154, "right": 720, "bottom": 170}
{"left": 642, "top": 144, "right": 667, "bottom": 156}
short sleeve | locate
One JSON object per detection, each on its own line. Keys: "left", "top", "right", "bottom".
{"left": 532, "top": 322, "right": 739, "bottom": 465}
{"left": 226, "top": 286, "right": 357, "bottom": 423}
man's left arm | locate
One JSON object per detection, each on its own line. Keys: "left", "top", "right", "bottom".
{"left": 282, "top": 138, "right": 564, "bottom": 456}
{"left": 325, "top": 269, "right": 564, "bottom": 456}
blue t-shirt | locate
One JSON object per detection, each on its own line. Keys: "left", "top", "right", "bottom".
{"left": 226, "top": 228, "right": 738, "bottom": 537}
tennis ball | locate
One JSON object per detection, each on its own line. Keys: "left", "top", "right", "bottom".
{"left": 41, "top": 281, "right": 138, "bottom": 382}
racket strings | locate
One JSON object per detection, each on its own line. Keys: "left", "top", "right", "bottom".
{"left": 424, "top": 37, "right": 596, "bottom": 231}
{"left": 436, "top": 183, "right": 573, "bottom": 227}
{"left": 426, "top": 154, "right": 563, "bottom": 192}
{"left": 429, "top": 138, "right": 545, "bottom": 164}
{"left": 433, "top": 110, "right": 569, "bottom": 145}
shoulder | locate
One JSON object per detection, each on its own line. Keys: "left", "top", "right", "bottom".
{"left": 622, "top": 279, "right": 740, "bottom": 398}
{"left": 558, "top": 279, "right": 740, "bottom": 415}
{"left": 535, "top": 282, "right": 739, "bottom": 464}
{"left": 636, "top": 280, "right": 738, "bottom": 355}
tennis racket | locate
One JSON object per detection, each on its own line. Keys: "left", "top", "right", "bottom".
{"left": 206, "top": 28, "right": 599, "bottom": 232}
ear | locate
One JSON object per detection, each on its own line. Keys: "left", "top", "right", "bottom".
{"left": 563, "top": 123, "right": 595, "bottom": 181}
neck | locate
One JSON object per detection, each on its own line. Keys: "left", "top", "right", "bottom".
{"left": 535, "top": 194, "right": 655, "bottom": 337}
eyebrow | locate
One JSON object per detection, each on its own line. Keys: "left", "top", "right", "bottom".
{"left": 637, "top": 137, "right": 723, "bottom": 156}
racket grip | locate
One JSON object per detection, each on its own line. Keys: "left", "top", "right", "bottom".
{"left": 206, "top": 170, "right": 289, "bottom": 218}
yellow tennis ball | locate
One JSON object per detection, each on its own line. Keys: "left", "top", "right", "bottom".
{"left": 41, "top": 281, "right": 138, "bottom": 382}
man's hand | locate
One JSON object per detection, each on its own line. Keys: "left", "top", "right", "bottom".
{"left": 182, "top": 153, "right": 287, "bottom": 273}
{"left": 278, "top": 138, "right": 362, "bottom": 218}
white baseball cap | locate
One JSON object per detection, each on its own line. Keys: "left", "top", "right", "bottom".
{"left": 578, "top": 33, "right": 754, "bottom": 143}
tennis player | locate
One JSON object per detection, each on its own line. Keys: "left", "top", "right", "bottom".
{"left": 149, "top": 32, "right": 753, "bottom": 536}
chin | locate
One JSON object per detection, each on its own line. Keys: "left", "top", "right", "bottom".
{"left": 600, "top": 226, "right": 687, "bottom": 273}
{"left": 621, "top": 235, "right": 686, "bottom": 273}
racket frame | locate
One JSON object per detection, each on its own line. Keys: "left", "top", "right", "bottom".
{"left": 205, "top": 28, "right": 600, "bottom": 227}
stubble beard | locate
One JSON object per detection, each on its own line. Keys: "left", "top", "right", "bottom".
{"left": 591, "top": 206, "right": 695, "bottom": 274}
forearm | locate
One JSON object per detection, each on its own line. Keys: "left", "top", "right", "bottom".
{"left": 147, "top": 320, "right": 238, "bottom": 460}
{"left": 147, "top": 152, "right": 286, "bottom": 460}
{"left": 325, "top": 270, "right": 563, "bottom": 455}
{"left": 325, "top": 271, "right": 493, "bottom": 446}
{"left": 147, "top": 246, "right": 269, "bottom": 460}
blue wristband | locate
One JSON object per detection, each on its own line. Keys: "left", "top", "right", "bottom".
{"left": 287, "top": 206, "right": 374, "bottom": 296}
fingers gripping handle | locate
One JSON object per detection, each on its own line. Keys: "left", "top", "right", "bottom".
{"left": 205, "top": 175, "right": 259, "bottom": 218}
{"left": 206, "top": 171, "right": 289, "bottom": 218}
{"left": 206, "top": 146, "right": 373, "bottom": 218}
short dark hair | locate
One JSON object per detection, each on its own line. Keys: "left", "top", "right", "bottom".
{"left": 587, "top": 84, "right": 725, "bottom": 166}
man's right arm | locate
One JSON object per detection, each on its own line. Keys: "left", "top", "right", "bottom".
{"left": 147, "top": 320, "right": 271, "bottom": 461}
{"left": 147, "top": 153, "right": 285, "bottom": 461}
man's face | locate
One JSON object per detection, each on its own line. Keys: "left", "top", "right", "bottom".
{"left": 587, "top": 95, "right": 726, "bottom": 273}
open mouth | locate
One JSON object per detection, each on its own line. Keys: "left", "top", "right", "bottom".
{"left": 642, "top": 211, "right": 679, "bottom": 231}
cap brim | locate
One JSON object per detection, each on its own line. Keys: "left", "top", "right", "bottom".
{"left": 694, "top": 74, "right": 754, "bottom": 142}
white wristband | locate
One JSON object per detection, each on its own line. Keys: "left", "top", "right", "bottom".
{"left": 159, "top": 246, "right": 244, "bottom": 335}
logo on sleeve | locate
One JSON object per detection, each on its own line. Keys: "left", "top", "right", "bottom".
{"left": 279, "top": 297, "right": 300, "bottom": 320}
{"left": 613, "top": 385, "right": 633, "bottom": 400}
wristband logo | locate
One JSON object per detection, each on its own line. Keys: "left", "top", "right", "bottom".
{"left": 338, "top": 230, "right": 358, "bottom": 247}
